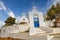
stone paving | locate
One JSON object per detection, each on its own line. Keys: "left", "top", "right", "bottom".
{"left": 0, "top": 33, "right": 60, "bottom": 40}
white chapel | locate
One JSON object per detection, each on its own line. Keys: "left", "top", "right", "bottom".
{"left": 1, "top": 6, "right": 52, "bottom": 37}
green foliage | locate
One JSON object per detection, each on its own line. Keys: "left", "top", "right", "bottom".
{"left": 5, "top": 17, "right": 16, "bottom": 26}
{"left": 46, "top": 3, "right": 60, "bottom": 20}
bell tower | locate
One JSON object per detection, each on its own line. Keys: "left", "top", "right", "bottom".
{"left": 29, "top": 6, "right": 45, "bottom": 35}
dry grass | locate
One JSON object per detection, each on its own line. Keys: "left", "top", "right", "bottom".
{"left": 0, "top": 37, "right": 25, "bottom": 40}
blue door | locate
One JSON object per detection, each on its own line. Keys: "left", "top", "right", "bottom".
{"left": 34, "top": 17, "right": 39, "bottom": 28}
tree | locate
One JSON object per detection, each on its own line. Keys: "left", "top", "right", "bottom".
{"left": 46, "top": 5, "right": 55, "bottom": 20}
{"left": 5, "top": 17, "right": 16, "bottom": 26}
{"left": 46, "top": 3, "right": 60, "bottom": 20}
{"left": 55, "top": 3, "right": 60, "bottom": 14}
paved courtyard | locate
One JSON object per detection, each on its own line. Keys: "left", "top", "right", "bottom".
{"left": 0, "top": 33, "right": 60, "bottom": 40}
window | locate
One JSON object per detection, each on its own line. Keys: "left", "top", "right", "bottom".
{"left": 23, "top": 19, "right": 25, "bottom": 20}
{"left": 3, "top": 30, "right": 5, "bottom": 32}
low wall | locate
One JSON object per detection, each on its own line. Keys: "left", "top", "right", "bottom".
{"left": 53, "top": 28, "right": 60, "bottom": 33}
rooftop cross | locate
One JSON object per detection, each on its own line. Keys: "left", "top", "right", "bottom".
{"left": 22, "top": 12, "right": 26, "bottom": 17}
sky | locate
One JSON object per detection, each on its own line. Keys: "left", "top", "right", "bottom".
{"left": 0, "top": 0, "right": 60, "bottom": 28}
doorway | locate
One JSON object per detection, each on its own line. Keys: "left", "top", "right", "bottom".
{"left": 34, "top": 14, "right": 39, "bottom": 28}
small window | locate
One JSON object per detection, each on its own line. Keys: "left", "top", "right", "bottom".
{"left": 3, "top": 30, "right": 5, "bottom": 32}
{"left": 23, "top": 19, "right": 25, "bottom": 20}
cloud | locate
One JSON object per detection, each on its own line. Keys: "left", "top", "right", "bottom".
{"left": 0, "top": 1, "right": 15, "bottom": 18}
{"left": 0, "top": 1, "right": 7, "bottom": 10}
{"left": 16, "top": 16, "right": 21, "bottom": 23}
{"left": 6, "top": 9, "right": 15, "bottom": 18}
{"left": 42, "top": 0, "right": 53, "bottom": 14}
{"left": 44, "top": 0, "right": 60, "bottom": 12}
{"left": 46, "top": 0, "right": 52, "bottom": 9}
{"left": 53, "top": 0, "right": 60, "bottom": 6}
{"left": 0, "top": 1, "right": 16, "bottom": 27}
{"left": 0, "top": 20, "right": 5, "bottom": 28}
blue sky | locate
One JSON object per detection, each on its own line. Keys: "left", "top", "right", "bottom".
{"left": 0, "top": 0, "right": 60, "bottom": 27}
{"left": 2, "top": 0, "right": 50, "bottom": 15}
